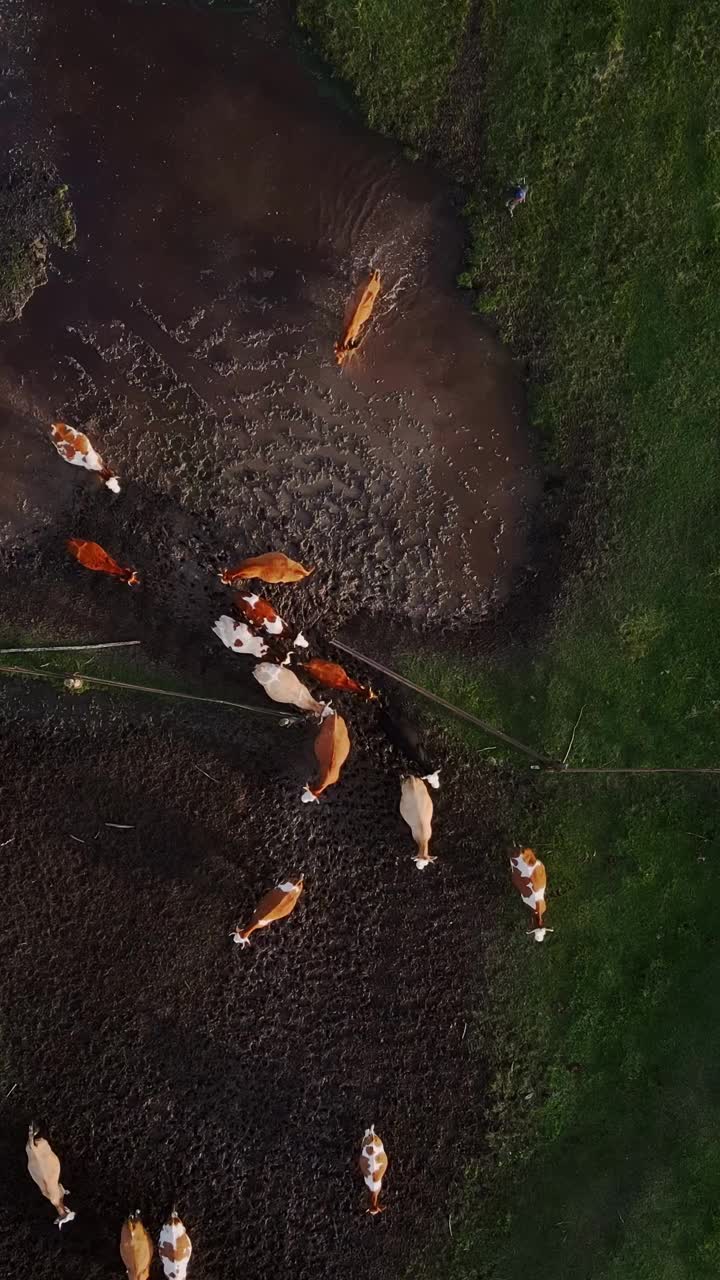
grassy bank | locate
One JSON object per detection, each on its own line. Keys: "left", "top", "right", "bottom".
{"left": 0, "top": 161, "right": 75, "bottom": 322}
{"left": 299, "top": 0, "right": 720, "bottom": 1275}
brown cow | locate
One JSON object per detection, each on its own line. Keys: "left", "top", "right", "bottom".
{"left": 359, "top": 1125, "right": 388, "bottom": 1215}
{"left": 50, "top": 422, "right": 121, "bottom": 492}
{"left": 158, "top": 1206, "right": 193, "bottom": 1280}
{"left": 399, "top": 776, "right": 436, "bottom": 870}
{"left": 509, "top": 847, "right": 553, "bottom": 941}
{"left": 232, "top": 878, "right": 304, "bottom": 948}
{"left": 219, "top": 552, "right": 313, "bottom": 584}
{"left": 335, "top": 271, "right": 382, "bottom": 365}
{"left": 120, "top": 1212, "right": 154, "bottom": 1280}
{"left": 25, "top": 1122, "right": 76, "bottom": 1228}
{"left": 300, "top": 658, "right": 376, "bottom": 701}
{"left": 302, "top": 709, "right": 351, "bottom": 803}
{"left": 66, "top": 538, "right": 139, "bottom": 585}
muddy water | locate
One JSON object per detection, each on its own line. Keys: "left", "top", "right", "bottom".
{"left": 0, "top": 0, "right": 536, "bottom": 637}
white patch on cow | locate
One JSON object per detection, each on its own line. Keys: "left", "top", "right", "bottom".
{"left": 301, "top": 785, "right": 319, "bottom": 804}
{"left": 511, "top": 852, "right": 536, "bottom": 879}
{"left": 105, "top": 475, "right": 121, "bottom": 493}
{"left": 243, "top": 594, "right": 260, "bottom": 607}
{"left": 265, "top": 616, "right": 283, "bottom": 635}
{"left": 294, "top": 631, "right": 309, "bottom": 648}
{"left": 231, "top": 929, "right": 250, "bottom": 947}
{"left": 528, "top": 927, "right": 554, "bottom": 942}
{"left": 422, "top": 770, "right": 441, "bottom": 790}
{"left": 213, "top": 616, "right": 267, "bottom": 657}
{"left": 320, "top": 702, "right": 333, "bottom": 720}
{"left": 55, "top": 1209, "right": 76, "bottom": 1229}
{"left": 278, "top": 880, "right": 299, "bottom": 892}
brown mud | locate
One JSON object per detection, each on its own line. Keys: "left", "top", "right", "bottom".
{"left": 0, "top": 1, "right": 538, "bottom": 1276}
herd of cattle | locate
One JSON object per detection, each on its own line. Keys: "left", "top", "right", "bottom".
{"left": 20, "top": 409, "right": 552, "bottom": 1267}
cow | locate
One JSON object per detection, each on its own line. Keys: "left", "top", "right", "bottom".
{"left": 335, "top": 271, "right": 382, "bottom": 366}
{"left": 359, "top": 1125, "right": 388, "bottom": 1216}
{"left": 235, "top": 593, "right": 285, "bottom": 636}
{"left": 378, "top": 703, "right": 440, "bottom": 789}
{"left": 212, "top": 615, "right": 268, "bottom": 658}
{"left": 120, "top": 1212, "right": 153, "bottom": 1280}
{"left": 66, "top": 538, "right": 139, "bottom": 585}
{"left": 299, "top": 658, "right": 376, "bottom": 701}
{"left": 231, "top": 878, "right": 304, "bottom": 948}
{"left": 25, "top": 1122, "right": 76, "bottom": 1228}
{"left": 509, "top": 847, "right": 553, "bottom": 941}
{"left": 158, "top": 1207, "right": 192, "bottom": 1280}
{"left": 399, "top": 776, "right": 436, "bottom": 870}
{"left": 50, "top": 421, "right": 121, "bottom": 492}
{"left": 302, "top": 708, "right": 351, "bottom": 803}
{"left": 219, "top": 552, "right": 313, "bottom": 584}
{"left": 253, "top": 663, "right": 325, "bottom": 714}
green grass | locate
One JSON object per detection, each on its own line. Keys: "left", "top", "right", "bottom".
{"left": 297, "top": 0, "right": 471, "bottom": 146}
{"left": 300, "top": 0, "right": 720, "bottom": 1275}
{"left": 0, "top": 167, "right": 75, "bottom": 321}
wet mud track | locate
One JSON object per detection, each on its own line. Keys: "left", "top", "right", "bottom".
{"left": 0, "top": 1, "right": 536, "bottom": 1275}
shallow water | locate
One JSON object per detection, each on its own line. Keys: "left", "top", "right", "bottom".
{"left": 0, "top": 0, "right": 537, "bottom": 632}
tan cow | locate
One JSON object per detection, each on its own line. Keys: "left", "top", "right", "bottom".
{"left": 120, "top": 1212, "right": 154, "bottom": 1280}
{"left": 509, "top": 847, "right": 553, "bottom": 941}
{"left": 335, "top": 271, "right": 382, "bottom": 366}
{"left": 399, "top": 776, "right": 436, "bottom": 870}
{"left": 253, "top": 663, "right": 325, "bottom": 714}
{"left": 359, "top": 1125, "right": 388, "bottom": 1215}
{"left": 212, "top": 615, "right": 268, "bottom": 658}
{"left": 26, "top": 1122, "right": 76, "bottom": 1228}
{"left": 50, "top": 421, "right": 121, "bottom": 492}
{"left": 302, "top": 709, "right": 351, "bottom": 803}
{"left": 219, "top": 552, "right": 313, "bottom": 584}
{"left": 158, "top": 1206, "right": 192, "bottom": 1280}
{"left": 232, "top": 877, "right": 304, "bottom": 948}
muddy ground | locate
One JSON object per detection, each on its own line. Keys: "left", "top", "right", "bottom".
{"left": 0, "top": 1, "right": 538, "bottom": 1276}
{"left": 0, "top": 679, "right": 519, "bottom": 1280}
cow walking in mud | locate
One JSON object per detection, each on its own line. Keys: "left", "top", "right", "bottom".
{"left": 26, "top": 1122, "right": 76, "bottom": 1228}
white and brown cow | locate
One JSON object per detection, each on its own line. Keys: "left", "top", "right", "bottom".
{"left": 158, "top": 1207, "right": 193, "bottom": 1280}
{"left": 509, "top": 846, "right": 553, "bottom": 941}
{"left": 359, "top": 1125, "right": 388, "bottom": 1215}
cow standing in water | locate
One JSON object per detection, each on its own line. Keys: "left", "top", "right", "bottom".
{"left": 359, "top": 1126, "right": 389, "bottom": 1215}
{"left": 25, "top": 1122, "right": 76, "bottom": 1228}
{"left": 335, "top": 271, "right": 382, "bottom": 365}
{"left": 399, "top": 776, "right": 437, "bottom": 870}
{"left": 509, "top": 847, "right": 553, "bottom": 941}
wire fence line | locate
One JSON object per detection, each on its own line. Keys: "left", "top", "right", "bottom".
{"left": 331, "top": 637, "right": 720, "bottom": 777}
{"left": 0, "top": 640, "right": 142, "bottom": 655}
{"left": 0, "top": 663, "right": 303, "bottom": 724}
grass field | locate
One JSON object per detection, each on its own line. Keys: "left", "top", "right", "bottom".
{"left": 299, "top": 0, "right": 720, "bottom": 1275}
